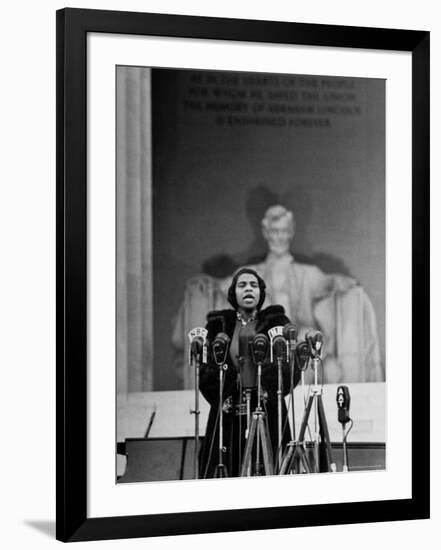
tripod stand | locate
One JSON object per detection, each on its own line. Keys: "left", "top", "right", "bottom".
{"left": 280, "top": 352, "right": 336, "bottom": 474}
{"left": 213, "top": 361, "right": 229, "bottom": 478}
{"left": 240, "top": 358, "right": 274, "bottom": 476}
{"left": 279, "top": 371, "right": 312, "bottom": 475}
{"left": 280, "top": 340, "right": 311, "bottom": 474}
{"left": 190, "top": 350, "right": 201, "bottom": 479}
{"left": 189, "top": 327, "right": 208, "bottom": 480}
{"left": 210, "top": 332, "right": 231, "bottom": 478}
{"left": 278, "top": 349, "right": 307, "bottom": 474}
{"left": 337, "top": 385, "right": 353, "bottom": 473}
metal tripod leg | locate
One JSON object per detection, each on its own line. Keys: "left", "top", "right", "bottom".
{"left": 258, "top": 416, "right": 274, "bottom": 474}
{"left": 213, "top": 463, "right": 228, "bottom": 477}
{"left": 213, "top": 363, "right": 228, "bottom": 478}
{"left": 284, "top": 392, "right": 316, "bottom": 473}
{"left": 240, "top": 410, "right": 274, "bottom": 476}
{"left": 279, "top": 442, "right": 295, "bottom": 474}
{"left": 245, "top": 389, "right": 252, "bottom": 477}
{"left": 317, "top": 394, "right": 337, "bottom": 472}
{"left": 241, "top": 412, "right": 257, "bottom": 475}
{"left": 297, "top": 393, "right": 314, "bottom": 442}
{"left": 283, "top": 391, "right": 336, "bottom": 474}
{"left": 279, "top": 440, "right": 312, "bottom": 475}
{"left": 297, "top": 446, "right": 312, "bottom": 473}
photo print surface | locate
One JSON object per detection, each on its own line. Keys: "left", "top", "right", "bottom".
{"left": 116, "top": 66, "right": 385, "bottom": 483}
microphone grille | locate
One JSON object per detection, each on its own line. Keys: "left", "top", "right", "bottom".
{"left": 283, "top": 322, "right": 297, "bottom": 340}
{"left": 252, "top": 333, "right": 269, "bottom": 363}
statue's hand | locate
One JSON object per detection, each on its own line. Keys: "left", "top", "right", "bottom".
{"left": 187, "top": 273, "right": 214, "bottom": 289}
{"left": 332, "top": 274, "right": 358, "bottom": 293}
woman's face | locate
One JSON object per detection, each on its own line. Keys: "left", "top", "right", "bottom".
{"left": 235, "top": 273, "right": 260, "bottom": 312}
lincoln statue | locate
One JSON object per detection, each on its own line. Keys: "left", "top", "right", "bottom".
{"left": 172, "top": 205, "right": 382, "bottom": 388}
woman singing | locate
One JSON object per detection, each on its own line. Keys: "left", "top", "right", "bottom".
{"left": 199, "top": 267, "right": 299, "bottom": 478}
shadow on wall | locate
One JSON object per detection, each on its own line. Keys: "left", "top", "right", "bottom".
{"left": 202, "top": 184, "right": 353, "bottom": 278}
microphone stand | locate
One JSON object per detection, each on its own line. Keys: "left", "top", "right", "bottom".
{"left": 238, "top": 355, "right": 253, "bottom": 441}
{"left": 211, "top": 334, "right": 230, "bottom": 478}
{"left": 288, "top": 340, "right": 296, "bottom": 446}
{"left": 190, "top": 350, "right": 201, "bottom": 479}
{"left": 268, "top": 328, "right": 288, "bottom": 473}
{"left": 307, "top": 352, "right": 336, "bottom": 473}
{"left": 312, "top": 355, "right": 320, "bottom": 471}
{"left": 279, "top": 345, "right": 312, "bottom": 476}
{"left": 340, "top": 417, "right": 353, "bottom": 472}
{"left": 240, "top": 357, "right": 274, "bottom": 476}
{"left": 188, "top": 328, "right": 208, "bottom": 479}
{"left": 244, "top": 387, "right": 252, "bottom": 476}
{"left": 336, "top": 386, "right": 353, "bottom": 472}
{"left": 276, "top": 354, "right": 283, "bottom": 471}
{"left": 280, "top": 343, "right": 336, "bottom": 475}
{"left": 245, "top": 388, "right": 252, "bottom": 438}
{"left": 342, "top": 423, "right": 349, "bottom": 472}
{"left": 213, "top": 360, "right": 228, "bottom": 478}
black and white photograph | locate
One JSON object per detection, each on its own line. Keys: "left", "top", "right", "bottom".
{"left": 116, "top": 66, "right": 386, "bottom": 483}
{"left": 1, "top": 0, "right": 435, "bottom": 548}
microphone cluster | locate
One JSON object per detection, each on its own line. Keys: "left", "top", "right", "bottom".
{"left": 188, "top": 323, "right": 325, "bottom": 374}
{"left": 268, "top": 324, "right": 297, "bottom": 364}
{"left": 208, "top": 323, "right": 300, "bottom": 370}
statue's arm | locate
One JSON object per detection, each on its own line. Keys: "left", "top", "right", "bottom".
{"left": 308, "top": 265, "right": 358, "bottom": 300}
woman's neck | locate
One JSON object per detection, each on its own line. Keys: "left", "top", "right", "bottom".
{"left": 237, "top": 307, "right": 257, "bottom": 321}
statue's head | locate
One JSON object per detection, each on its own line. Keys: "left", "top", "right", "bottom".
{"left": 261, "top": 205, "right": 295, "bottom": 257}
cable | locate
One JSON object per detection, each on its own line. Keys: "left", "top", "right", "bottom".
{"left": 341, "top": 419, "right": 354, "bottom": 473}
{"left": 343, "top": 419, "right": 354, "bottom": 443}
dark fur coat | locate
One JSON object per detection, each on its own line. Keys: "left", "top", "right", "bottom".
{"left": 199, "top": 305, "right": 300, "bottom": 478}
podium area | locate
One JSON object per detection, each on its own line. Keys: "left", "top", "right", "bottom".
{"left": 117, "top": 382, "right": 385, "bottom": 482}
{"left": 117, "top": 438, "right": 385, "bottom": 483}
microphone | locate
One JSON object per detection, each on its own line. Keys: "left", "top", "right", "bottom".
{"left": 188, "top": 327, "right": 208, "bottom": 364}
{"left": 212, "top": 332, "right": 230, "bottom": 366}
{"left": 336, "top": 385, "right": 351, "bottom": 424}
{"left": 283, "top": 322, "right": 297, "bottom": 347}
{"left": 190, "top": 336, "right": 204, "bottom": 355}
{"left": 273, "top": 335, "right": 287, "bottom": 362}
{"left": 306, "top": 330, "right": 323, "bottom": 354}
{"left": 251, "top": 333, "right": 269, "bottom": 365}
{"left": 295, "top": 340, "right": 310, "bottom": 371}
{"left": 283, "top": 322, "right": 297, "bottom": 363}
{"left": 268, "top": 326, "right": 287, "bottom": 362}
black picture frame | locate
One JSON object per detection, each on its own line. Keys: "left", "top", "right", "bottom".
{"left": 56, "top": 7, "right": 430, "bottom": 542}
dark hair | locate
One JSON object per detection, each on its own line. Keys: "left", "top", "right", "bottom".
{"left": 227, "top": 267, "right": 266, "bottom": 311}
